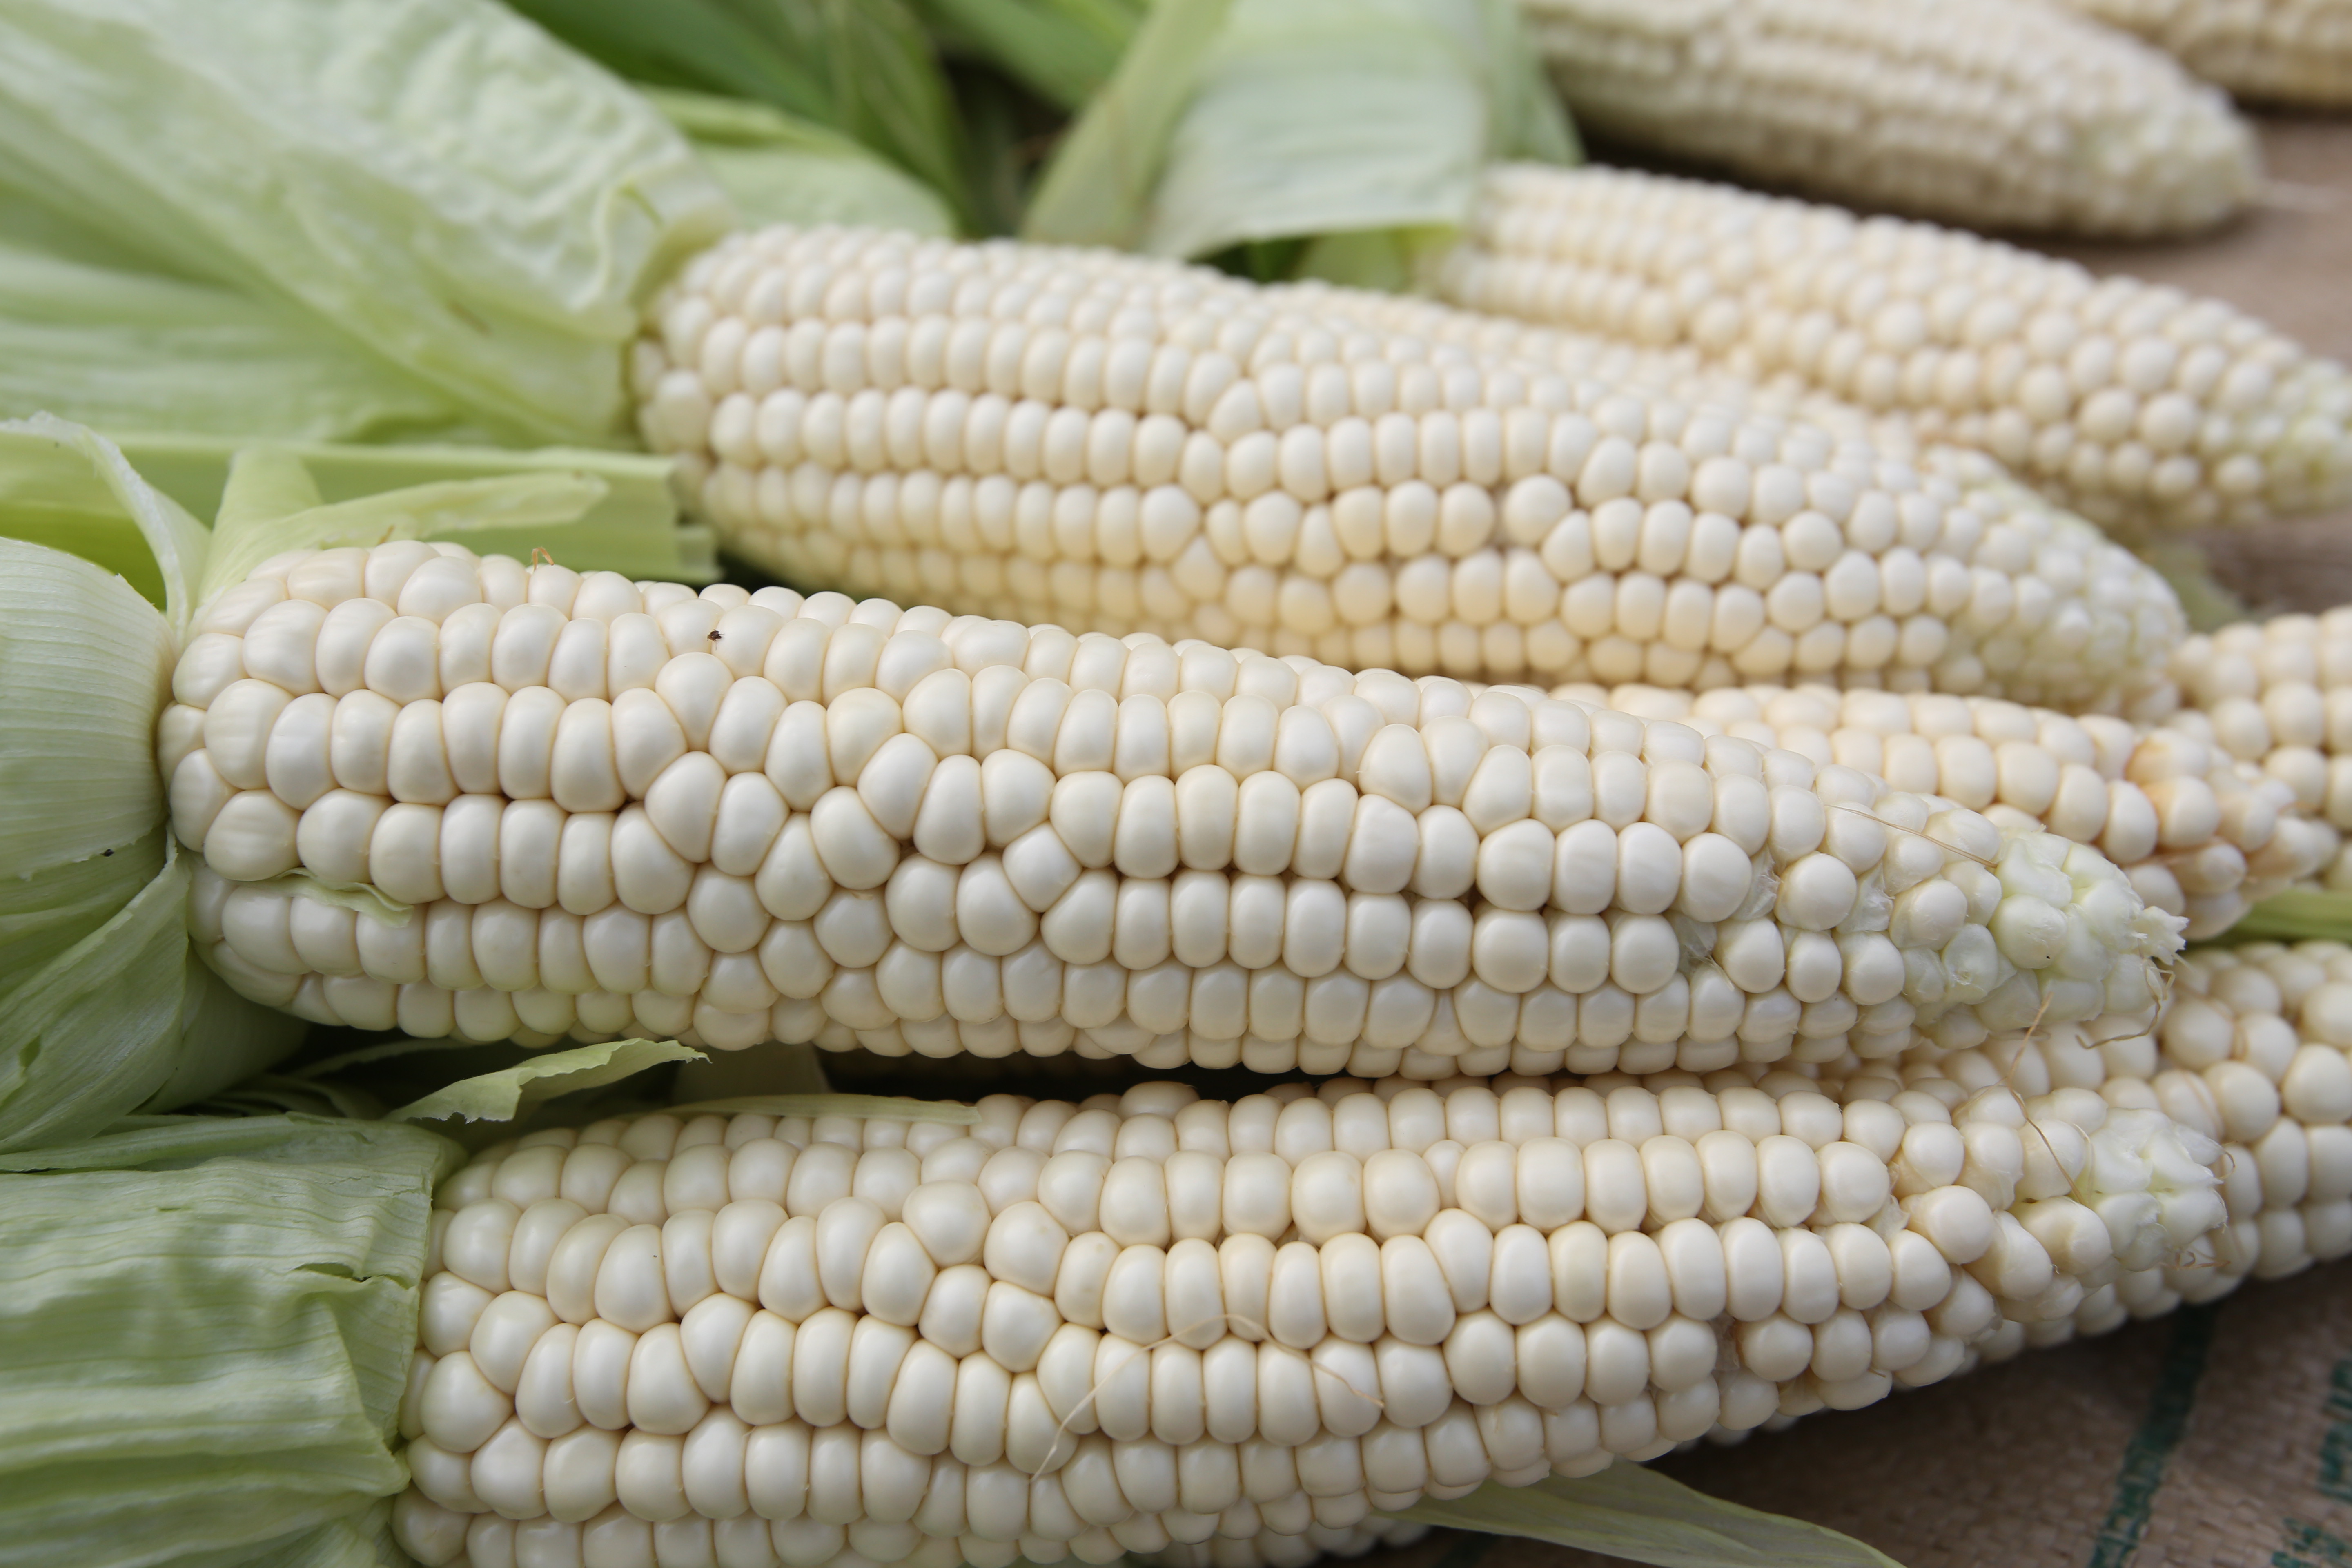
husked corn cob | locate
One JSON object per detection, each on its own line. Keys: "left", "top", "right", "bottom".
{"left": 1587, "top": 681, "right": 2338, "bottom": 939}
{"left": 1517, "top": 0, "right": 2259, "bottom": 237}
{"left": 1437, "top": 165, "right": 2352, "bottom": 534}
{"left": 637, "top": 224, "right": 2183, "bottom": 704}
{"left": 2164, "top": 612, "right": 2352, "bottom": 891}
{"left": 387, "top": 1071, "right": 2223, "bottom": 1567}
{"left": 1890, "top": 941, "right": 2352, "bottom": 1371}
{"left": 163, "top": 543, "right": 2185, "bottom": 1076}
{"left": 2050, "top": 0, "right": 2352, "bottom": 107}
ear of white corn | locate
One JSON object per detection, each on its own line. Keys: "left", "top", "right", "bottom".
{"left": 1435, "top": 165, "right": 2352, "bottom": 535}
{"left": 2165, "top": 613, "right": 2352, "bottom": 893}
{"left": 1515, "top": 0, "right": 2259, "bottom": 237}
{"left": 2049, "top": 0, "right": 2352, "bottom": 107}
{"left": 1894, "top": 939, "right": 2352, "bottom": 1373}
{"left": 1581, "top": 680, "right": 2339, "bottom": 940}
{"left": 166, "top": 543, "right": 2183, "bottom": 1076}
{"left": 385, "top": 1066, "right": 2222, "bottom": 1568}
{"left": 635, "top": 223, "right": 2183, "bottom": 704}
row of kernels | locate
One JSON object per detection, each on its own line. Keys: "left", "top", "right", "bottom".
{"left": 396, "top": 1438, "right": 1437, "bottom": 1566}
{"left": 699, "top": 447, "right": 2167, "bottom": 708}
{"left": 444, "top": 1076, "right": 1945, "bottom": 1196}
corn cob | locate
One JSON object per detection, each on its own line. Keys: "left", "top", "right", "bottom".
{"left": 2049, "top": 0, "right": 2352, "bottom": 107}
{"left": 1582, "top": 681, "right": 2339, "bottom": 940}
{"left": 2162, "top": 613, "right": 2352, "bottom": 891}
{"left": 635, "top": 224, "right": 2183, "bottom": 703}
{"left": 1435, "top": 165, "right": 2352, "bottom": 535}
{"left": 164, "top": 543, "right": 2184, "bottom": 1076}
{"left": 1517, "top": 0, "right": 2259, "bottom": 237}
{"left": 1889, "top": 940, "right": 2352, "bottom": 1378}
{"left": 385, "top": 1069, "right": 2223, "bottom": 1567}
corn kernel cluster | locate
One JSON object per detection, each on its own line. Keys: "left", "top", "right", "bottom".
{"left": 1587, "top": 680, "right": 2338, "bottom": 939}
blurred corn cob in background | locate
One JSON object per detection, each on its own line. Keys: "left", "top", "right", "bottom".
{"left": 2049, "top": 0, "right": 2352, "bottom": 107}
{"left": 1515, "top": 0, "right": 2261, "bottom": 236}
{"left": 1435, "top": 165, "right": 2352, "bottom": 536}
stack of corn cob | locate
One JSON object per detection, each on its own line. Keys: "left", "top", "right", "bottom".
{"left": 21, "top": 2, "right": 2352, "bottom": 1565}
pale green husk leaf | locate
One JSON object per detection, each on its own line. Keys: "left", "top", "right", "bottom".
{"left": 508, "top": 0, "right": 971, "bottom": 230}
{"left": 1025, "top": 0, "right": 1575, "bottom": 273}
{"left": 0, "top": 0, "right": 733, "bottom": 444}
{"left": 385, "top": 1038, "right": 708, "bottom": 1125}
{"left": 115, "top": 434, "right": 713, "bottom": 586}
{"left": 911, "top": 0, "right": 1146, "bottom": 110}
{"left": 2225, "top": 886, "right": 2352, "bottom": 944}
{"left": 0, "top": 232, "right": 472, "bottom": 446}
{"left": 648, "top": 89, "right": 956, "bottom": 238}
{"left": 664, "top": 1094, "right": 982, "bottom": 1124}
{"left": 0, "top": 1114, "right": 457, "bottom": 1568}
{"left": 197, "top": 454, "right": 616, "bottom": 607}
{"left": 1394, "top": 1464, "right": 1903, "bottom": 1568}
{"left": 0, "top": 424, "right": 301, "bottom": 1152}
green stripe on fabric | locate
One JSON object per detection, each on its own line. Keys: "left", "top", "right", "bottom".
{"left": 2086, "top": 1304, "right": 2218, "bottom": 1568}
{"left": 2274, "top": 1517, "right": 2352, "bottom": 1567}
{"left": 2315, "top": 1357, "right": 2352, "bottom": 1504}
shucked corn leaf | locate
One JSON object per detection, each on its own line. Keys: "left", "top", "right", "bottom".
{"left": 507, "top": 0, "right": 975, "bottom": 230}
{"left": 1024, "top": 0, "right": 1577, "bottom": 286}
{"left": 646, "top": 88, "right": 957, "bottom": 237}
{"left": 909, "top": 0, "right": 1147, "bottom": 109}
{"left": 0, "top": 0, "right": 730, "bottom": 445}
{"left": 1400, "top": 1463, "right": 1904, "bottom": 1568}
{"left": 0, "top": 1113, "right": 457, "bottom": 1568}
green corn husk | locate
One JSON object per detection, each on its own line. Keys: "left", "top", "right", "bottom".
{"left": 1022, "top": 0, "right": 1577, "bottom": 287}
{"left": 505, "top": 0, "right": 973, "bottom": 231}
{"left": 910, "top": 0, "right": 1147, "bottom": 110}
{"left": 1399, "top": 1464, "right": 1904, "bottom": 1567}
{"left": 0, "top": 0, "right": 731, "bottom": 447}
{"left": 0, "top": 1113, "right": 460, "bottom": 1568}
{"left": 646, "top": 87, "right": 957, "bottom": 238}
